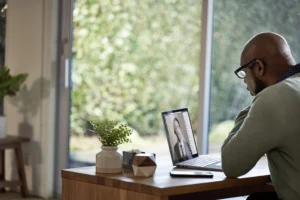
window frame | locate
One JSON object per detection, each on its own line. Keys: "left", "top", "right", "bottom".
{"left": 55, "top": 0, "right": 214, "bottom": 195}
{"left": 197, "top": 0, "right": 214, "bottom": 155}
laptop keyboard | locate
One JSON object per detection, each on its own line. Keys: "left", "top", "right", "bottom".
{"left": 178, "top": 155, "right": 220, "bottom": 167}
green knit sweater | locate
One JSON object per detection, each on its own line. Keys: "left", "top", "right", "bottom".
{"left": 222, "top": 73, "right": 300, "bottom": 200}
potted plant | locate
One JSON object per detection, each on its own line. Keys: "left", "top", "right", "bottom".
{"left": 0, "top": 67, "right": 28, "bottom": 138}
{"left": 90, "top": 120, "right": 132, "bottom": 174}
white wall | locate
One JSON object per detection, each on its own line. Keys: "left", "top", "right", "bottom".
{"left": 5, "top": 0, "right": 58, "bottom": 197}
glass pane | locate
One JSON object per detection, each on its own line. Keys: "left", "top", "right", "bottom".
{"left": 209, "top": 0, "right": 300, "bottom": 153}
{"left": 70, "top": 0, "right": 201, "bottom": 166}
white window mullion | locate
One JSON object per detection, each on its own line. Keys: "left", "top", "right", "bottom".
{"left": 197, "top": 0, "right": 214, "bottom": 155}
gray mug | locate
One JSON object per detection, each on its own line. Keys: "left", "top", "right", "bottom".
{"left": 122, "top": 151, "right": 139, "bottom": 169}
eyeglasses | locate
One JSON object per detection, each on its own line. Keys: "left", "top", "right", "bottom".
{"left": 234, "top": 59, "right": 257, "bottom": 79}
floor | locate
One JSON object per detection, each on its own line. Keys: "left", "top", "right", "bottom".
{"left": 0, "top": 192, "right": 58, "bottom": 200}
{"left": 0, "top": 192, "right": 247, "bottom": 200}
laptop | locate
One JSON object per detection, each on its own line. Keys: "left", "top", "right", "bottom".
{"left": 161, "top": 108, "right": 222, "bottom": 171}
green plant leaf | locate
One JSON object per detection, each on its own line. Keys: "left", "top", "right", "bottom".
{"left": 0, "top": 67, "right": 28, "bottom": 103}
{"left": 90, "top": 120, "right": 132, "bottom": 146}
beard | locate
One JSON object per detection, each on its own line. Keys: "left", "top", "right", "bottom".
{"left": 254, "top": 77, "right": 266, "bottom": 95}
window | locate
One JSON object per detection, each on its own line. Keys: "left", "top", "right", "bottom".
{"left": 209, "top": 0, "right": 300, "bottom": 153}
{"left": 70, "top": 0, "right": 202, "bottom": 166}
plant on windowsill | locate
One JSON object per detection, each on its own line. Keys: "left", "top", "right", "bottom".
{"left": 0, "top": 67, "right": 28, "bottom": 138}
{"left": 90, "top": 120, "right": 132, "bottom": 174}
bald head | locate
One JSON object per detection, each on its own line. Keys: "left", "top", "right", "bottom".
{"left": 241, "top": 32, "right": 295, "bottom": 77}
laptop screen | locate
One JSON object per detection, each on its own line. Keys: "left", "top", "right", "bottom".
{"left": 162, "top": 108, "right": 198, "bottom": 165}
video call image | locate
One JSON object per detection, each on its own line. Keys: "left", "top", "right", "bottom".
{"left": 163, "top": 111, "right": 197, "bottom": 163}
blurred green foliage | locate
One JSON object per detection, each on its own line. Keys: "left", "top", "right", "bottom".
{"left": 72, "top": 0, "right": 201, "bottom": 136}
{"left": 209, "top": 120, "right": 234, "bottom": 143}
{"left": 210, "top": 0, "right": 300, "bottom": 131}
{"left": 71, "top": 0, "right": 300, "bottom": 137}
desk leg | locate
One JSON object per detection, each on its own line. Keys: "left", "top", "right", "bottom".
{"left": 0, "top": 149, "right": 5, "bottom": 192}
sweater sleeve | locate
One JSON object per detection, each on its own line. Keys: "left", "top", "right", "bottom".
{"left": 221, "top": 88, "right": 285, "bottom": 178}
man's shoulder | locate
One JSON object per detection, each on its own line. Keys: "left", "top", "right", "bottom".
{"left": 251, "top": 74, "right": 300, "bottom": 112}
{"left": 251, "top": 84, "right": 282, "bottom": 111}
{"left": 254, "top": 74, "right": 300, "bottom": 101}
{"left": 272, "top": 73, "right": 300, "bottom": 98}
{"left": 278, "top": 73, "right": 300, "bottom": 89}
{"left": 253, "top": 84, "right": 278, "bottom": 103}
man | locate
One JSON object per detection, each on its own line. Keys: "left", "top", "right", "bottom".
{"left": 222, "top": 32, "right": 300, "bottom": 200}
{"left": 173, "top": 117, "right": 193, "bottom": 161}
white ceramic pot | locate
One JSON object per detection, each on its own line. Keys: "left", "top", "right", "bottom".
{"left": 96, "top": 146, "right": 122, "bottom": 173}
{"left": 0, "top": 116, "right": 7, "bottom": 139}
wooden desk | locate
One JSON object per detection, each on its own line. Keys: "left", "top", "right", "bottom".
{"left": 61, "top": 157, "right": 274, "bottom": 200}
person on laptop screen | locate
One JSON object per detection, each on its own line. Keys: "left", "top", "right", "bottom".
{"left": 222, "top": 32, "right": 300, "bottom": 200}
{"left": 173, "top": 117, "right": 193, "bottom": 161}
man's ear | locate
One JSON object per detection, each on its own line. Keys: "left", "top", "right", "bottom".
{"left": 255, "top": 60, "right": 265, "bottom": 76}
